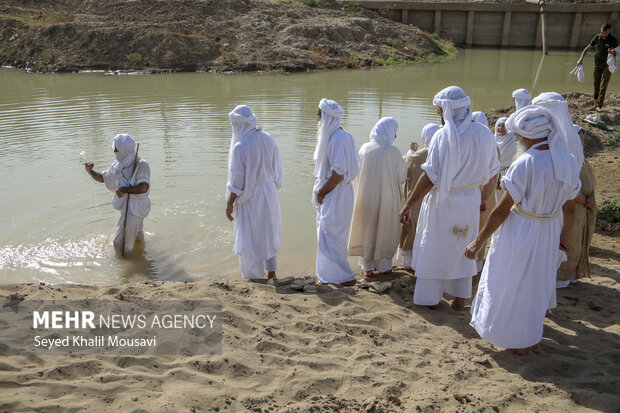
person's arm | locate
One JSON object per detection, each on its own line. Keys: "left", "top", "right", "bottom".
{"left": 577, "top": 44, "right": 592, "bottom": 65}
{"left": 84, "top": 163, "right": 104, "bottom": 183}
{"left": 560, "top": 198, "right": 577, "bottom": 251}
{"left": 116, "top": 182, "right": 149, "bottom": 197}
{"left": 480, "top": 174, "right": 497, "bottom": 213}
{"left": 464, "top": 190, "right": 515, "bottom": 259}
{"left": 316, "top": 172, "right": 342, "bottom": 205}
{"left": 226, "top": 192, "right": 238, "bottom": 222}
{"left": 399, "top": 172, "right": 434, "bottom": 224}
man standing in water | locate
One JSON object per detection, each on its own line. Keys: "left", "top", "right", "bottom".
{"left": 313, "top": 98, "right": 360, "bottom": 286}
{"left": 577, "top": 23, "right": 618, "bottom": 111}
{"left": 85, "top": 134, "right": 150, "bottom": 256}
{"left": 226, "top": 105, "right": 283, "bottom": 284}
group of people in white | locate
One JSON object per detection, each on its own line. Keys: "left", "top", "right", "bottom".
{"left": 85, "top": 84, "right": 596, "bottom": 355}
{"left": 223, "top": 85, "right": 596, "bottom": 355}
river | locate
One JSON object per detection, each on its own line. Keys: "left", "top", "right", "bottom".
{"left": 0, "top": 49, "right": 616, "bottom": 284}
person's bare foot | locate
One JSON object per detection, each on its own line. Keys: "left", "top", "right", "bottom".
{"left": 493, "top": 346, "right": 526, "bottom": 356}
{"left": 451, "top": 297, "right": 465, "bottom": 311}
{"left": 381, "top": 269, "right": 393, "bottom": 274}
{"left": 528, "top": 343, "right": 541, "bottom": 353}
{"left": 426, "top": 303, "right": 441, "bottom": 310}
{"left": 267, "top": 271, "right": 277, "bottom": 285}
{"left": 340, "top": 279, "right": 357, "bottom": 287}
{"left": 364, "top": 270, "right": 373, "bottom": 277}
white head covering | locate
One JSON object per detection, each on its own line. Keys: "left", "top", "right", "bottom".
{"left": 512, "top": 88, "right": 532, "bottom": 111}
{"left": 421, "top": 123, "right": 441, "bottom": 148}
{"left": 228, "top": 105, "right": 258, "bottom": 167}
{"left": 111, "top": 134, "right": 136, "bottom": 175}
{"left": 432, "top": 86, "right": 473, "bottom": 204}
{"left": 472, "top": 111, "right": 489, "bottom": 128}
{"left": 532, "top": 92, "right": 584, "bottom": 166}
{"left": 495, "top": 117, "right": 516, "bottom": 169}
{"left": 314, "top": 98, "right": 345, "bottom": 179}
{"left": 369, "top": 117, "right": 398, "bottom": 145}
{"left": 505, "top": 105, "right": 573, "bottom": 190}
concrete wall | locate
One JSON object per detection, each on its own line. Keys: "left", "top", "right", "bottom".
{"left": 352, "top": 1, "right": 620, "bottom": 49}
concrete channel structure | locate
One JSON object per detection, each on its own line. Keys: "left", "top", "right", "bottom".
{"left": 351, "top": 1, "right": 619, "bottom": 49}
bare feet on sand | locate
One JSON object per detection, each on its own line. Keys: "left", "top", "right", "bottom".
{"left": 427, "top": 303, "right": 441, "bottom": 310}
{"left": 340, "top": 279, "right": 357, "bottom": 287}
{"left": 364, "top": 271, "right": 373, "bottom": 277}
{"left": 451, "top": 297, "right": 465, "bottom": 311}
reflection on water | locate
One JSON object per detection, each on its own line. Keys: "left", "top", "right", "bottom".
{"left": 0, "top": 49, "right": 615, "bottom": 285}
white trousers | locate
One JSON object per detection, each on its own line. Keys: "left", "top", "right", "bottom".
{"left": 113, "top": 212, "right": 144, "bottom": 256}
{"left": 413, "top": 276, "right": 472, "bottom": 306}
{"left": 240, "top": 256, "right": 277, "bottom": 279}
{"left": 359, "top": 257, "right": 393, "bottom": 273}
{"left": 396, "top": 248, "right": 412, "bottom": 268}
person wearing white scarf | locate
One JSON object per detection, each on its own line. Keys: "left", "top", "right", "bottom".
{"left": 348, "top": 117, "right": 406, "bottom": 275}
{"left": 466, "top": 105, "right": 581, "bottom": 354}
{"left": 84, "top": 134, "right": 151, "bottom": 255}
{"left": 512, "top": 88, "right": 532, "bottom": 111}
{"left": 313, "top": 98, "right": 360, "bottom": 285}
{"left": 397, "top": 123, "right": 440, "bottom": 269}
{"left": 532, "top": 92, "right": 585, "bottom": 167}
{"left": 226, "top": 105, "right": 283, "bottom": 283}
{"left": 472, "top": 111, "right": 489, "bottom": 128}
{"left": 495, "top": 117, "right": 517, "bottom": 174}
{"left": 399, "top": 86, "right": 499, "bottom": 311}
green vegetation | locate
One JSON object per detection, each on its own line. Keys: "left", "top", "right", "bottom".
{"left": 0, "top": 44, "right": 18, "bottom": 64}
{"left": 605, "top": 133, "right": 620, "bottom": 150}
{"left": 385, "top": 38, "right": 404, "bottom": 50}
{"left": 341, "top": 2, "right": 363, "bottom": 12}
{"left": 295, "top": 0, "right": 317, "bottom": 7}
{"left": 126, "top": 52, "right": 144, "bottom": 67}
{"left": 597, "top": 199, "right": 620, "bottom": 223}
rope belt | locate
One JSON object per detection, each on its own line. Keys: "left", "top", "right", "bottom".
{"left": 450, "top": 184, "right": 480, "bottom": 191}
{"left": 511, "top": 204, "right": 560, "bottom": 221}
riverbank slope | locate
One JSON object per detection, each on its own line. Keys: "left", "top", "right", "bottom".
{"left": 0, "top": 0, "right": 453, "bottom": 73}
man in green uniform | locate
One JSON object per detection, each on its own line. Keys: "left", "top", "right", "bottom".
{"left": 577, "top": 23, "right": 618, "bottom": 111}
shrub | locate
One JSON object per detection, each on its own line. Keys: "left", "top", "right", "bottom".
{"left": 597, "top": 199, "right": 620, "bottom": 223}
{"left": 126, "top": 52, "right": 144, "bottom": 67}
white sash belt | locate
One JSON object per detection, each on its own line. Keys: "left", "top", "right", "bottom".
{"left": 511, "top": 204, "right": 560, "bottom": 221}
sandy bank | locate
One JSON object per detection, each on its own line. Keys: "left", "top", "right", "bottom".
{"left": 0, "top": 0, "right": 453, "bottom": 74}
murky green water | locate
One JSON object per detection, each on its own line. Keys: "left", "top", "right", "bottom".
{"left": 0, "top": 49, "right": 615, "bottom": 285}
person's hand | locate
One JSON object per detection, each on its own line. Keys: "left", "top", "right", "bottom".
{"left": 226, "top": 203, "right": 234, "bottom": 221}
{"left": 399, "top": 205, "right": 411, "bottom": 224}
{"left": 609, "top": 48, "right": 617, "bottom": 57}
{"left": 480, "top": 199, "right": 488, "bottom": 213}
{"left": 115, "top": 188, "right": 125, "bottom": 198}
{"left": 464, "top": 240, "right": 480, "bottom": 260}
{"left": 585, "top": 195, "right": 596, "bottom": 211}
{"left": 316, "top": 192, "right": 325, "bottom": 205}
{"left": 409, "top": 141, "right": 418, "bottom": 152}
{"left": 576, "top": 59, "right": 583, "bottom": 66}
{"left": 85, "top": 162, "right": 94, "bottom": 172}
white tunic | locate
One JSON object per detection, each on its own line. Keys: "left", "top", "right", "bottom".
{"left": 314, "top": 129, "right": 360, "bottom": 284}
{"left": 102, "top": 158, "right": 151, "bottom": 219}
{"left": 348, "top": 141, "right": 407, "bottom": 262}
{"left": 411, "top": 122, "right": 499, "bottom": 278}
{"left": 227, "top": 130, "right": 283, "bottom": 263}
{"left": 470, "top": 147, "right": 580, "bottom": 349}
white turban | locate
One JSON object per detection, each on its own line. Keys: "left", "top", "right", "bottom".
{"left": 369, "top": 117, "right": 398, "bottom": 145}
{"left": 228, "top": 105, "right": 258, "bottom": 167}
{"left": 532, "top": 92, "right": 584, "bottom": 166}
{"left": 512, "top": 88, "right": 532, "bottom": 111}
{"left": 472, "top": 111, "right": 489, "bottom": 128}
{"left": 111, "top": 134, "right": 136, "bottom": 176}
{"left": 432, "top": 86, "right": 473, "bottom": 204}
{"left": 505, "top": 105, "right": 573, "bottom": 190}
{"left": 314, "top": 98, "right": 345, "bottom": 179}
{"left": 495, "top": 117, "right": 516, "bottom": 169}
{"left": 421, "top": 123, "right": 441, "bottom": 148}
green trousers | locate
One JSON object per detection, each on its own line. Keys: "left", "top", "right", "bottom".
{"left": 593, "top": 64, "right": 612, "bottom": 108}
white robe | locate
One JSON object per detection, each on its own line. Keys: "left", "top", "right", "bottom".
{"left": 470, "top": 147, "right": 580, "bottom": 349}
{"left": 314, "top": 129, "right": 360, "bottom": 284}
{"left": 412, "top": 122, "right": 499, "bottom": 278}
{"left": 348, "top": 141, "right": 407, "bottom": 269}
{"left": 102, "top": 158, "right": 151, "bottom": 219}
{"left": 227, "top": 130, "right": 283, "bottom": 277}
